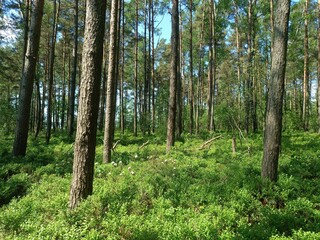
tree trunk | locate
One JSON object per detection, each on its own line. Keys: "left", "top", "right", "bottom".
{"left": 175, "top": 0, "right": 183, "bottom": 138}
{"left": 151, "top": 0, "right": 155, "bottom": 134}
{"left": 166, "top": 0, "right": 179, "bottom": 153}
{"left": 61, "top": 35, "right": 67, "bottom": 130}
{"left": 119, "top": 0, "right": 125, "bottom": 134}
{"left": 262, "top": 0, "right": 290, "bottom": 182}
{"left": 207, "top": 0, "right": 216, "bottom": 132}
{"left": 21, "top": 0, "right": 30, "bottom": 74}
{"left": 67, "top": 0, "right": 79, "bottom": 137}
{"left": 46, "top": 0, "right": 60, "bottom": 144}
{"left": 133, "top": 0, "right": 138, "bottom": 136}
{"left": 103, "top": 0, "right": 119, "bottom": 163}
{"left": 302, "top": 0, "right": 309, "bottom": 131}
{"left": 189, "top": 0, "right": 194, "bottom": 134}
{"left": 13, "top": 0, "right": 44, "bottom": 157}
{"left": 69, "top": 0, "right": 106, "bottom": 209}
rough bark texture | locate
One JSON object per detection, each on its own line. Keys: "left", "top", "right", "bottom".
{"left": 69, "top": 0, "right": 106, "bottom": 209}
{"left": 13, "top": 0, "right": 44, "bottom": 156}
{"left": 262, "top": 0, "right": 290, "bottom": 182}
{"left": 103, "top": 0, "right": 119, "bottom": 163}
{"left": 166, "top": 0, "right": 179, "bottom": 153}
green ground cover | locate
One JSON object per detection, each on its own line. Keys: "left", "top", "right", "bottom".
{"left": 0, "top": 132, "right": 319, "bottom": 239}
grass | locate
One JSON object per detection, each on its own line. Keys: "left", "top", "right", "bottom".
{"left": 0, "top": 131, "right": 319, "bottom": 239}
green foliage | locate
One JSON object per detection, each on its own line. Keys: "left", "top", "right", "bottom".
{"left": 0, "top": 132, "right": 319, "bottom": 239}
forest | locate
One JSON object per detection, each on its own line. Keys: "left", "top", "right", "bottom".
{"left": 0, "top": 0, "right": 320, "bottom": 239}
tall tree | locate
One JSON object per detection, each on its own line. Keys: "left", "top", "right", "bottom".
{"left": 69, "top": 0, "right": 106, "bottom": 209}
{"left": 302, "top": 0, "right": 309, "bottom": 131}
{"left": 207, "top": 0, "right": 216, "bottom": 132}
{"left": 188, "top": 0, "right": 194, "bottom": 134}
{"left": 119, "top": 0, "right": 125, "bottom": 134}
{"left": 46, "top": 0, "right": 60, "bottom": 144}
{"left": 67, "top": 0, "right": 79, "bottom": 137}
{"left": 103, "top": 0, "right": 119, "bottom": 163}
{"left": 166, "top": 0, "right": 179, "bottom": 152}
{"left": 245, "top": 0, "right": 256, "bottom": 134}
{"left": 13, "top": 0, "right": 45, "bottom": 156}
{"left": 262, "top": 0, "right": 290, "bottom": 182}
{"left": 133, "top": 0, "right": 139, "bottom": 136}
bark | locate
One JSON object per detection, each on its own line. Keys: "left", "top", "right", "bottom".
{"left": 46, "top": 0, "right": 60, "bottom": 144}
{"left": 120, "top": 0, "right": 125, "bottom": 134}
{"left": 302, "top": 0, "right": 309, "bottom": 131}
{"left": 67, "top": 0, "right": 79, "bottom": 137}
{"left": 21, "top": 0, "right": 30, "bottom": 74}
{"left": 262, "top": 0, "right": 290, "bottom": 182}
{"left": 61, "top": 35, "right": 67, "bottom": 129}
{"left": 151, "top": 0, "right": 155, "bottom": 134}
{"left": 233, "top": 0, "right": 242, "bottom": 121}
{"left": 13, "top": 0, "right": 44, "bottom": 157}
{"left": 245, "top": 0, "right": 256, "bottom": 134}
{"left": 207, "top": 0, "right": 216, "bottom": 132}
{"left": 166, "top": 0, "right": 179, "bottom": 153}
{"left": 34, "top": 77, "right": 41, "bottom": 137}
{"left": 69, "top": 0, "right": 106, "bottom": 209}
{"left": 133, "top": 0, "right": 138, "bottom": 136}
{"left": 189, "top": 0, "right": 194, "bottom": 134}
{"left": 103, "top": 0, "right": 119, "bottom": 163}
{"left": 176, "top": 0, "right": 182, "bottom": 138}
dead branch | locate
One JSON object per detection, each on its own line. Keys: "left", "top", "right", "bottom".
{"left": 198, "top": 135, "right": 222, "bottom": 150}
{"left": 139, "top": 140, "right": 150, "bottom": 150}
{"left": 112, "top": 140, "right": 120, "bottom": 151}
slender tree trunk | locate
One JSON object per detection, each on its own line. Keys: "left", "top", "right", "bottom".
{"left": 151, "top": 0, "right": 155, "bottom": 134}
{"left": 175, "top": 0, "right": 183, "bottom": 138}
{"left": 46, "top": 0, "right": 60, "bottom": 144}
{"left": 103, "top": 0, "right": 119, "bottom": 163}
{"left": 21, "top": 0, "right": 30, "bottom": 74}
{"left": 207, "top": 0, "right": 216, "bottom": 132}
{"left": 119, "top": 0, "right": 125, "bottom": 134}
{"left": 245, "top": 0, "right": 256, "bottom": 134}
{"left": 61, "top": 35, "right": 67, "bottom": 130}
{"left": 34, "top": 77, "right": 41, "bottom": 137}
{"left": 189, "top": 0, "right": 194, "bottom": 134}
{"left": 13, "top": 0, "right": 44, "bottom": 156}
{"left": 262, "top": 0, "right": 290, "bottom": 182}
{"left": 69, "top": 0, "right": 106, "bottom": 210}
{"left": 302, "top": 0, "right": 309, "bottom": 131}
{"left": 133, "top": 0, "right": 138, "bottom": 136}
{"left": 166, "top": 0, "right": 179, "bottom": 152}
{"left": 233, "top": 0, "right": 242, "bottom": 123}
{"left": 67, "top": 0, "right": 79, "bottom": 137}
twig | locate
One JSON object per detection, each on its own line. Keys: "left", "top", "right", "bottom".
{"left": 197, "top": 135, "right": 222, "bottom": 150}
{"left": 112, "top": 140, "right": 120, "bottom": 151}
{"left": 139, "top": 140, "right": 150, "bottom": 150}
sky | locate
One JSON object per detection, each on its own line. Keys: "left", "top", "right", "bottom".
{"left": 155, "top": 11, "right": 172, "bottom": 44}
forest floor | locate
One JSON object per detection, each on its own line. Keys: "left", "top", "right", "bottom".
{"left": 0, "top": 131, "right": 320, "bottom": 239}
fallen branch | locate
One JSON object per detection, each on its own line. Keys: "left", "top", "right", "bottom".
{"left": 198, "top": 135, "right": 222, "bottom": 150}
{"left": 139, "top": 140, "right": 150, "bottom": 150}
{"left": 112, "top": 140, "right": 120, "bottom": 151}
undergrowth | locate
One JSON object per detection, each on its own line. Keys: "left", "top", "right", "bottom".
{"left": 0, "top": 132, "right": 319, "bottom": 239}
